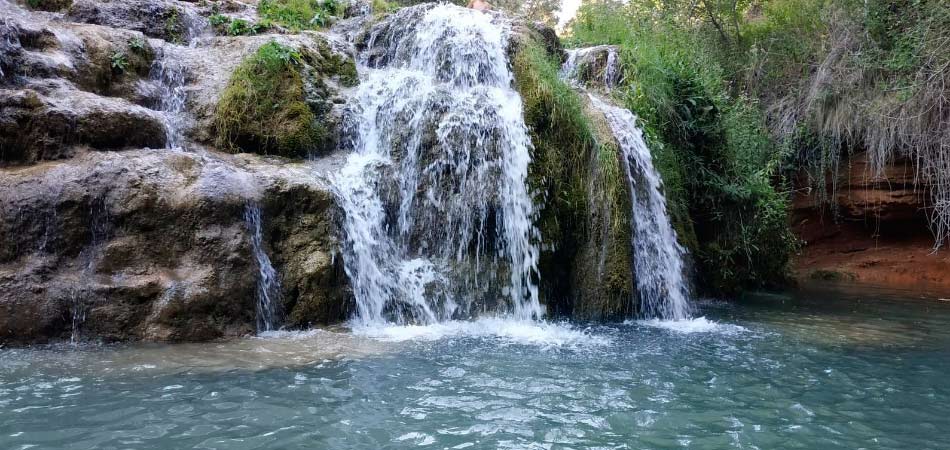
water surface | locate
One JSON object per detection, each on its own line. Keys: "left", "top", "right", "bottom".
{"left": 2, "top": 288, "right": 950, "bottom": 449}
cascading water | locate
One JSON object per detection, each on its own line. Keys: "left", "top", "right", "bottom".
{"left": 562, "top": 47, "right": 691, "bottom": 321}
{"left": 590, "top": 96, "right": 691, "bottom": 321}
{"left": 150, "top": 50, "right": 189, "bottom": 148}
{"left": 333, "top": 4, "right": 542, "bottom": 326}
{"left": 70, "top": 197, "right": 110, "bottom": 344}
{"left": 244, "top": 203, "right": 284, "bottom": 332}
{"left": 149, "top": 12, "right": 206, "bottom": 149}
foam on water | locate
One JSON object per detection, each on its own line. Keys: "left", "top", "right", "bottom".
{"left": 633, "top": 317, "right": 747, "bottom": 334}
{"left": 352, "top": 317, "right": 610, "bottom": 348}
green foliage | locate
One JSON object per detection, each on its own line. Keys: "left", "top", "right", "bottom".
{"left": 164, "top": 10, "right": 184, "bottom": 44}
{"left": 110, "top": 51, "right": 129, "bottom": 74}
{"left": 568, "top": 1, "right": 797, "bottom": 293}
{"left": 209, "top": 13, "right": 230, "bottom": 27}
{"left": 127, "top": 37, "right": 148, "bottom": 55}
{"left": 371, "top": 0, "right": 397, "bottom": 15}
{"left": 214, "top": 41, "right": 325, "bottom": 157}
{"left": 209, "top": 14, "right": 270, "bottom": 36}
{"left": 258, "top": 0, "right": 345, "bottom": 31}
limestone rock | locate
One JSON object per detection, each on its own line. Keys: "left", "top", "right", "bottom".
{"left": 0, "top": 149, "right": 350, "bottom": 344}
{"left": 66, "top": 0, "right": 207, "bottom": 44}
{"left": 0, "top": 83, "right": 167, "bottom": 164}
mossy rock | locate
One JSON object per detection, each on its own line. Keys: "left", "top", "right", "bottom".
{"left": 214, "top": 40, "right": 355, "bottom": 158}
{"left": 512, "top": 36, "right": 635, "bottom": 319}
{"left": 23, "top": 0, "right": 72, "bottom": 11}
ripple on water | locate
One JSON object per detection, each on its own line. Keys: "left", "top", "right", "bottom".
{"left": 3, "top": 290, "right": 950, "bottom": 449}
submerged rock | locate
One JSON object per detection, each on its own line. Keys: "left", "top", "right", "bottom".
{"left": 0, "top": 150, "right": 350, "bottom": 344}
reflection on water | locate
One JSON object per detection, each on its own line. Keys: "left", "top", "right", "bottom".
{"left": 2, "top": 287, "right": 950, "bottom": 449}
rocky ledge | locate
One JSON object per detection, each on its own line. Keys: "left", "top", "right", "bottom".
{"left": 0, "top": 0, "right": 358, "bottom": 344}
{"left": 791, "top": 152, "right": 950, "bottom": 295}
{"left": 0, "top": 149, "right": 350, "bottom": 344}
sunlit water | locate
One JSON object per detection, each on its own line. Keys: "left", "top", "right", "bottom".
{"left": 3, "top": 288, "right": 950, "bottom": 449}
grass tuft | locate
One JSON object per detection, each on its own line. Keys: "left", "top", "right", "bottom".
{"left": 214, "top": 42, "right": 325, "bottom": 157}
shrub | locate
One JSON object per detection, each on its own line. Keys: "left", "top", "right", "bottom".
{"left": 110, "top": 51, "right": 129, "bottom": 74}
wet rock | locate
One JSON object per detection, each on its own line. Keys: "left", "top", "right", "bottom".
{"left": 562, "top": 45, "right": 622, "bottom": 90}
{"left": 66, "top": 0, "right": 206, "bottom": 43}
{"left": 0, "top": 149, "right": 350, "bottom": 344}
{"left": 508, "top": 17, "right": 562, "bottom": 61}
{"left": 0, "top": 83, "right": 167, "bottom": 164}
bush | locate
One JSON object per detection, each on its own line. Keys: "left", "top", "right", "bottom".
{"left": 258, "top": 0, "right": 345, "bottom": 30}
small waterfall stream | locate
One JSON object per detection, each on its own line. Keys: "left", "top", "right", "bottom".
{"left": 150, "top": 51, "right": 189, "bottom": 148}
{"left": 562, "top": 48, "right": 691, "bottom": 321}
{"left": 244, "top": 204, "right": 283, "bottom": 332}
{"left": 333, "top": 4, "right": 541, "bottom": 326}
{"left": 149, "top": 12, "right": 207, "bottom": 149}
{"left": 589, "top": 97, "right": 691, "bottom": 320}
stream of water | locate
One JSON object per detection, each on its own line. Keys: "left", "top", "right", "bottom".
{"left": 244, "top": 203, "right": 284, "bottom": 332}
{"left": 2, "top": 288, "right": 949, "bottom": 449}
{"left": 562, "top": 48, "right": 692, "bottom": 320}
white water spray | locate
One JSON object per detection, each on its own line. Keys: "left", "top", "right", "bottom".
{"left": 333, "top": 4, "right": 542, "bottom": 326}
{"left": 149, "top": 12, "right": 206, "bottom": 149}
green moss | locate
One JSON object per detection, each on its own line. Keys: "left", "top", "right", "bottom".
{"left": 24, "top": 0, "right": 71, "bottom": 11}
{"left": 214, "top": 42, "right": 326, "bottom": 157}
{"left": 258, "top": 0, "right": 345, "bottom": 31}
{"left": 371, "top": 0, "right": 397, "bottom": 15}
{"left": 513, "top": 38, "right": 634, "bottom": 319}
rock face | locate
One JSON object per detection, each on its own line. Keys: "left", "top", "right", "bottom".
{"left": 0, "top": 0, "right": 355, "bottom": 345}
{"left": 791, "top": 152, "right": 950, "bottom": 294}
{"left": 0, "top": 150, "right": 349, "bottom": 344}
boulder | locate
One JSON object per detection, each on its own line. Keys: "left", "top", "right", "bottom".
{"left": 0, "top": 149, "right": 350, "bottom": 344}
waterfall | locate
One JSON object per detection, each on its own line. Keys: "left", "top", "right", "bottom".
{"left": 561, "top": 46, "right": 621, "bottom": 90}
{"left": 150, "top": 50, "right": 189, "bottom": 149}
{"left": 244, "top": 203, "right": 284, "bottom": 332}
{"left": 589, "top": 96, "right": 691, "bottom": 320}
{"left": 70, "top": 197, "right": 110, "bottom": 344}
{"left": 333, "top": 4, "right": 541, "bottom": 326}
{"left": 561, "top": 47, "right": 691, "bottom": 321}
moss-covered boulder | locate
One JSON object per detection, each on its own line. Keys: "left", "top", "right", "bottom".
{"left": 213, "top": 39, "right": 357, "bottom": 158}
{"left": 512, "top": 36, "right": 635, "bottom": 320}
